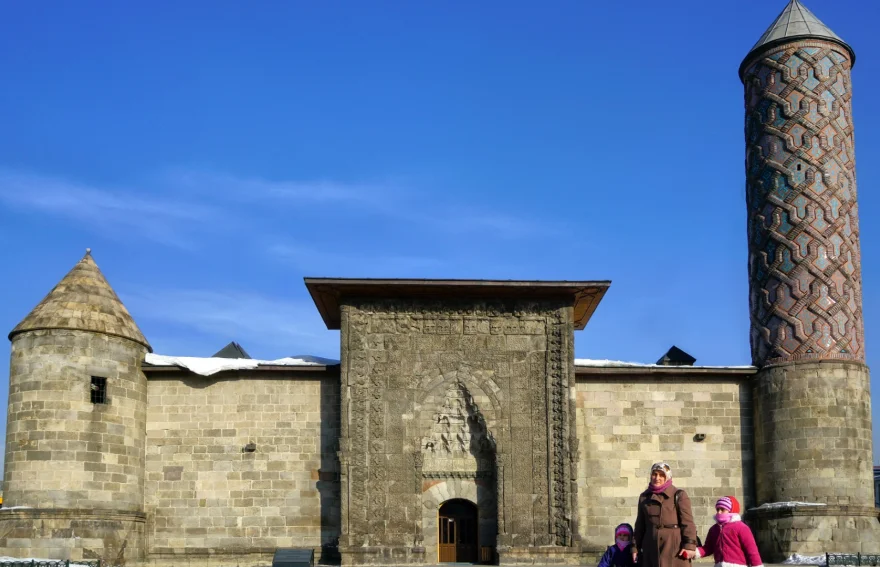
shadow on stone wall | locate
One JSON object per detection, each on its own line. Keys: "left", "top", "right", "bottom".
{"left": 738, "top": 381, "right": 757, "bottom": 511}
{"left": 318, "top": 375, "right": 342, "bottom": 565}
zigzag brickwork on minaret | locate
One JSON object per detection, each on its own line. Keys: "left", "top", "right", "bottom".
{"left": 742, "top": 38, "right": 864, "bottom": 366}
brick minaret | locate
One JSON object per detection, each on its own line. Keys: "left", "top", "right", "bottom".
{"left": 741, "top": 0, "right": 879, "bottom": 558}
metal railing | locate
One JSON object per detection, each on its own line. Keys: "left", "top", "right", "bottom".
{"left": 828, "top": 554, "right": 880, "bottom": 566}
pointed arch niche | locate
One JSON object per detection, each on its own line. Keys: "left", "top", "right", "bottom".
{"left": 417, "top": 378, "right": 498, "bottom": 559}
{"left": 421, "top": 379, "right": 496, "bottom": 475}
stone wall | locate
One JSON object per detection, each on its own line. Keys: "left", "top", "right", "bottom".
{"left": 337, "top": 298, "right": 578, "bottom": 565}
{"left": 575, "top": 372, "right": 755, "bottom": 551}
{"left": 750, "top": 506, "right": 880, "bottom": 560}
{"left": 4, "top": 329, "right": 148, "bottom": 511}
{"left": 751, "top": 361, "right": 880, "bottom": 558}
{"left": 0, "top": 509, "right": 145, "bottom": 564}
{"left": 753, "top": 361, "right": 873, "bottom": 505}
{"left": 0, "top": 328, "right": 149, "bottom": 565}
{"left": 144, "top": 370, "right": 340, "bottom": 559}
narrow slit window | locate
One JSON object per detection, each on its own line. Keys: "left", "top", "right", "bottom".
{"left": 90, "top": 377, "right": 107, "bottom": 404}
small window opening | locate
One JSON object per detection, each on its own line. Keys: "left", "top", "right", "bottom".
{"left": 90, "top": 377, "right": 107, "bottom": 404}
{"left": 797, "top": 164, "right": 802, "bottom": 171}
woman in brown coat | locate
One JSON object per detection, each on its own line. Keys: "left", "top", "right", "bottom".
{"left": 632, "top": 462, "right": 697, "bottom": 567}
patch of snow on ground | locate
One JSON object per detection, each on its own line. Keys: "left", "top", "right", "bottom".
{"left": 574, "top": 359, "right": 755, "bottom": 369}
{"left": 755, "top": 501, "right": 827, "bottom": 509}
{"left": 783, "top": 554, "right": 827, "bottom": 565}
{"left": 144, "top": 353, "right": 333, "bottom": 376}
{"left": 0, "top": 506, "right": 31, "bottom": 510}
{"left": 0, "top": 557, "right": 96, "bottom": 566}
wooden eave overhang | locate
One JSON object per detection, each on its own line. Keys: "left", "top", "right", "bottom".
{"left": 303, "top": 277, "right": 611, "bottom": 330}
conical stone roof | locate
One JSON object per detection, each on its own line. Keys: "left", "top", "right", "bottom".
{"left": 9, "top": 250, "right": 152, "bottom": 351}
{"left": 741, "top": 0, "right": 855, "bottom": 78}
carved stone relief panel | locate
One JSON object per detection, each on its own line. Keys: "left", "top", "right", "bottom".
{"left": 421, "top": 379, "right": 495, "bottom": 475}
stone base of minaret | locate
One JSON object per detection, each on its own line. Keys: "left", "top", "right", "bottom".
{"left": 750, "top": 506, "right": 880, "bottom": 561}
{"left": 750, "top": 361, "right": 880, "bottom": 561}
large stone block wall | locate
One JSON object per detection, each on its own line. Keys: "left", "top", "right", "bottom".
{"left": 0, "top": 509, "right": 145, "bottom": 564}
{"left": 144, "top": 371, "right": 340, "bottom": 558}
{"left": 748, "top": 357, "right": 880, "bottom": 559}
{"left": 750, "top": 507, "right": 880, "bottom": 560}
{"left": 575, "top": 374, "right": 755, "bottom": 551}
{"left": 337, "top": 298, "right": 578, "bottom": 564}
{"left": 753, "top": 361, "right": 873, "bottom": 505}
{"left": 4, "top": 329, "right": 148, "bottom": 511}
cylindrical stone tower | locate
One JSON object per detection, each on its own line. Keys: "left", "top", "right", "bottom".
{"left": 741, "top": 0, "right": 880, "bottom": 558}
{"left": 0, "top": 251, "right": 151, "bottom": 563}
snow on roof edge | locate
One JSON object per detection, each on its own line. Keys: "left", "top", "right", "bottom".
{"left": 144, "top": 353, "right": 338, "bottom": 377}
{"left": 575, "top": 358, "right": 755, "bottom": 370}
{"left": 146, "top": 354, "right": 752, "bottom": 376}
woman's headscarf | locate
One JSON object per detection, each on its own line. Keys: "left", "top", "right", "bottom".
{"left": 649, "top": 462, "right": 673, "bottom": 493}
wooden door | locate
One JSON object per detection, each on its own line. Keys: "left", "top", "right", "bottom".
{"left": 438, "top": 515, "right": 457, "bottom": 562}
{"left": 438, "top": 499, "right": 478, "bottom": 563}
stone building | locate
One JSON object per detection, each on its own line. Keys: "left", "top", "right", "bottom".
{"left": 1, "top": 0, "right": 878, "bottom": 565}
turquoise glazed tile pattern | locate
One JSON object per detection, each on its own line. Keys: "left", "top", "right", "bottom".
{"left": 743, "top": 39, "right": 865, "bottom": 365}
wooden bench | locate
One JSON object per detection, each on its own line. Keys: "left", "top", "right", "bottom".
{"left": 272, "top": 548, "right": 315, "bottom": 567}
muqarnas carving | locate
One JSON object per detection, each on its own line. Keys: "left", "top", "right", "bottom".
{"left": 422, "top": 380, "right": 495, "bottom": 478}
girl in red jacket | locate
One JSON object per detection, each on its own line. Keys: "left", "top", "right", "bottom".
{"left": 695, "top": 496, "right": 764, "bottom": 567}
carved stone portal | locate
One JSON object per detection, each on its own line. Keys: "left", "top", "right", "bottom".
{"left": 335, "top": 294, "right": 581, "bottom": 565}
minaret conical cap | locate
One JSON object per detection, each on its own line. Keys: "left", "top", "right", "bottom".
{"left": 9, "top": 250, "right": 152, "bottom": 351}
{"left": 740, "top": 0, "right": 855, "bottom": 80}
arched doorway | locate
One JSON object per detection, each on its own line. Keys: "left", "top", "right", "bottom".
{"left": 438, "top": 499, "right": 478, "bottom": 563}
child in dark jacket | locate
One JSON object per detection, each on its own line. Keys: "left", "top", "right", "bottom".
{"left": 598, "top": 523, "right": 636, "bottom": 567}
{"left": 696, "top": 496, "right": 763, "bottom": 567}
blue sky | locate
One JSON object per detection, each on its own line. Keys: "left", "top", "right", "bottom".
{"left": 1, "top": 0, "right": 879, "bottom": 466}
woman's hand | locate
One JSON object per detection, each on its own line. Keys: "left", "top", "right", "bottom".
{"left": 678, "top": 549, "right": 696, "bottom": 560}
{"left": 632, "top": 551, "right": 638, "bottom": 564}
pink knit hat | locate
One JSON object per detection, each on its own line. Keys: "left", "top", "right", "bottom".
{"left": 716, "top": 496, "right": 740, "bottom": 514}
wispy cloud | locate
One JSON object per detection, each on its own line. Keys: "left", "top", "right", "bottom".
{"left": 0, "top": 166, "right": 558, "bottom": 254}
{"left": 164, "top": 169, "right": 395, "bottom": 207}
{"left": 163, "top": 168, "right": 554, "bottom": 239}
{"left": 0, "top": 169, "right": 224, "bottom": 248}
{"left": 121, "top": 287, "right": 337, "bottom": 356}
